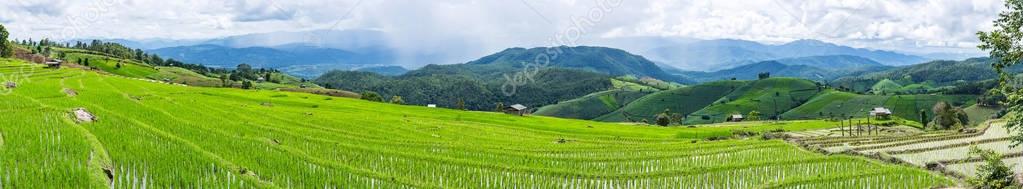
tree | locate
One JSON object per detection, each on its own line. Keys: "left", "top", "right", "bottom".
{"left": 979, "top": 0, "right": 1023, "bottom": 146}
{"left": 0, "top": 24, "right": 12, "bottom": 58}
{"left": 655, "top": 109, "right": 671, "bottom": 126}
{"left": 390, "top": 96, "right": 404, "bottom": 104}
{"left": 115, "top": 61, "right": 122, "bottom": 69}
{"left": 748, "top": 111, "right": 761, "bottom": 121}
{"left": 360, "top": 91, "right": 383, "bottom": 102}
{"left": 919, "top": 109, "right": 928, "bottom": 127}
{"left": 955, "top": 107, "right": 971, "bottom": 127}
{"left": 219, "top": 74, "right": 229, "bottom": 87}
{"left": 229, "top": 73, "right": 242, "bottom": 81}
{"left": 494, "top": 102, "right": 505, "bottom": 112}
{"left": 670, "top": 113, "right": 684, "bottom": 125}
{"left": 758, "top": 72, "right": 771, "bottom": 80}
{"left": 241, "top": 81, "right": 253, "bottom": 89}
{"left": 967, "top": 147, "right": 1017, "bottom": 188}
{"left": 456, "top": 99, "right": 466, "bottom": 110}
{"left": 929, "top": 101, "right": 966, "bottom": 130}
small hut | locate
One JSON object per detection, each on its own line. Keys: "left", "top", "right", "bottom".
{"left": 503, "top": 104, "right": 529, "bottom": 116}
{"left": 869, "top": 107, "right": 892, "bottom": 119}
{"left": 45, "top": 59, "right": 62, "bottom": 69}
{"left": 728, "top": 114, "right": 744, "bottom": 122}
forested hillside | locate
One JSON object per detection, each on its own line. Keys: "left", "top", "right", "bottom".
{"left": 676, "top": 55, "right": 891, "bottom": 82}
{"left": 831, "top": 57, "right": 1020, "bottom": 93}
{"left": 538, "top": 76, "right": 988, "bottom": 126}
{"left": 315, "top": 46, "right": 689, "bottom": 110}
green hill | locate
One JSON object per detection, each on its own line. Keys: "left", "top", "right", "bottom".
{"left": 685, "top": 78, "right": 823, "bottom": 124}
{"left": 595, "top": 80, "right": 747, "bottom": 122}
{"left": 532, "top": 89, "right": 651, "bottom": 120}
{"left": 456, "top": 46, "right": 692, "bottom": 83}
{"left": 963, "top": 104, "right": 1002, "bottom": 126}
{"left": 781, "top": 90, "right": 977, "bottom": 122}
{"left": 0, "top": 58, "right": 952, "bottom": 188}
{"left": 869, "top": 79, "right": 903, "bottom": 94}
{"left": 832, "top": 57, "right": 1021, "bottom": 92}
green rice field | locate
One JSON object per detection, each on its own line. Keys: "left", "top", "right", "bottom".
{"left": 0, "top": 59, "right": 957, "bottom": 188}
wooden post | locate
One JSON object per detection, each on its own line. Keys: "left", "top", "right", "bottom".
{"left": 856, "top": 120, "right": 860, "bottom": 136}
{"left": 840, "top": 121, "right": 845, "bottom": 136}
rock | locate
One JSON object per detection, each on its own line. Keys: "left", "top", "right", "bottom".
{"left": 4, "top": 82, "right": 14, "bottom": 89}
{"left": 72, "top": 108, "right": 97, "bottom": 123}
{"left": 63, "top": 88, "right": 77, "bottom": 96}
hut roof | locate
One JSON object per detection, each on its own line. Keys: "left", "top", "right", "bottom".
{"left": 508, "top": 104, "right": 527, "bottom": 111}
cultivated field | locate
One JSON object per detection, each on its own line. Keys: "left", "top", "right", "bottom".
{"left": 0, "top": 59, "right": 956, "bottom": 188}
{"left": 794, "top": 120, "right": 1020, "bottom": 178}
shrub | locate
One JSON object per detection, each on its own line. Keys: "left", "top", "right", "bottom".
{"left": 390, "top": 96, "right": 404, "bottom": 104}
{"left": 241, "top": 81, "right": 253, "bottom": 89}
{"left": 655, "top": 109, "right": 671, "bottom": 126}
{"left": 360, "top": 91, "right": 384, "bottom": 102}
{"left": 967, "top": 147, "right": 1016, "bottom": 189}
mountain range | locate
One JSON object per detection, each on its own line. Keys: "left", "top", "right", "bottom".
{"left": 676, "top": 55, "right": 892, "bottom": 82}
{"left": 313, "top": 46, "right": 686, "bottom": 110}
{"left": 642, "top": 39, "right": 929, "bottom": 71}
{"left": 88, "top": 29, "right": 953, "bottom": 79}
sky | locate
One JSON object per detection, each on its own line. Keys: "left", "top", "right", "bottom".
{"left": 0, "top": 0, "right": 1008, "bottom": 58}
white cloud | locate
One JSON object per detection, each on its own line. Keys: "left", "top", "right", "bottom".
{"left": 0, "top": 0, "right": 1006, "bottom": 58}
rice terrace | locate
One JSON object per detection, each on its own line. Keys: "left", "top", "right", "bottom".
{"left": 2, "top": 0, "right": 1023, "bottom": 188}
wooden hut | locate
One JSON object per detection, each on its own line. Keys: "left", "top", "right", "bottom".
{"left": 503, "top": 104, "right": 529, "bottom": 116}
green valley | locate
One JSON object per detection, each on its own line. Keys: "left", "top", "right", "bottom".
{"left": 0, "top": 59, "right": 956, "bottom": 188}
{"left": 4, "top": 1, "right": 1023, "bottom": 188}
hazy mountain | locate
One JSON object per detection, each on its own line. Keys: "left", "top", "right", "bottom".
{"left": 150, "top": 44, "right": 395, "bottom": 70}
{"left": 634, "top": 39, "right": 928, "bottom": 71}
{"left": 677, "top": 55, "right": 891, "bottom": 82}
{"left": 202, "top": 29, "right": 392, "bottom": 53}
{"left": 771, "top": 40, "right": 927, "bottom": 66}
{"left": 681, "top": 61, "right": 833, "bottom": 82}
{"left": 355, "top": 66, "right": 409, "bottom": 76}
{"left": 773, "top": 55, "right": 891, "bottom": 73}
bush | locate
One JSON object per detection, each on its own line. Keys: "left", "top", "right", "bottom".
{"left": 655, "top": 109, "right": 671, "bottom": 126}
{"left": 360, "top": 91, "right": 384, "bottom": 102}
{"left": 390, "top": 96, "right": 404, "bottom": 104}
{"left": 241, "top": 81, "right": 253, "bottom": 89}
{"left": 968, "top": 147, "right": 1016, "bottom": 189}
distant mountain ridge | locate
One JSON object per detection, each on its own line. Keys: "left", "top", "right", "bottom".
{"left": 641, "top": 39, "right": 928, "bottom": 71}
{"left": 677, "top": 55, "right": 892, "bottom": 82}
{"left": 150, "top": 44, "right": 398, "bottom": 77}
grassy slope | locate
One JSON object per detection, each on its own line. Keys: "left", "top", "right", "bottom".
{"left": 532, "top": 89, "right": 651, "bottom": 120}
{"left": 0, "top": 59, "right": 953, "bottom": 188}
{"left": 963, "top": 104, "right": 1001, "bottom": 126}
{"left": 685, "top": 78, "right": 822, "bottom": 124}
{"left": 61, "top": 50, "right": 321, "bottom": 90}
{"left": 595, "top": 80, "right": 747, "bottom": 122}
{"left": 782, "top": 90, "right": 977, "bottom": 122}
{"left": 534, "top": 78, "right": 681, "bottom": 120}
